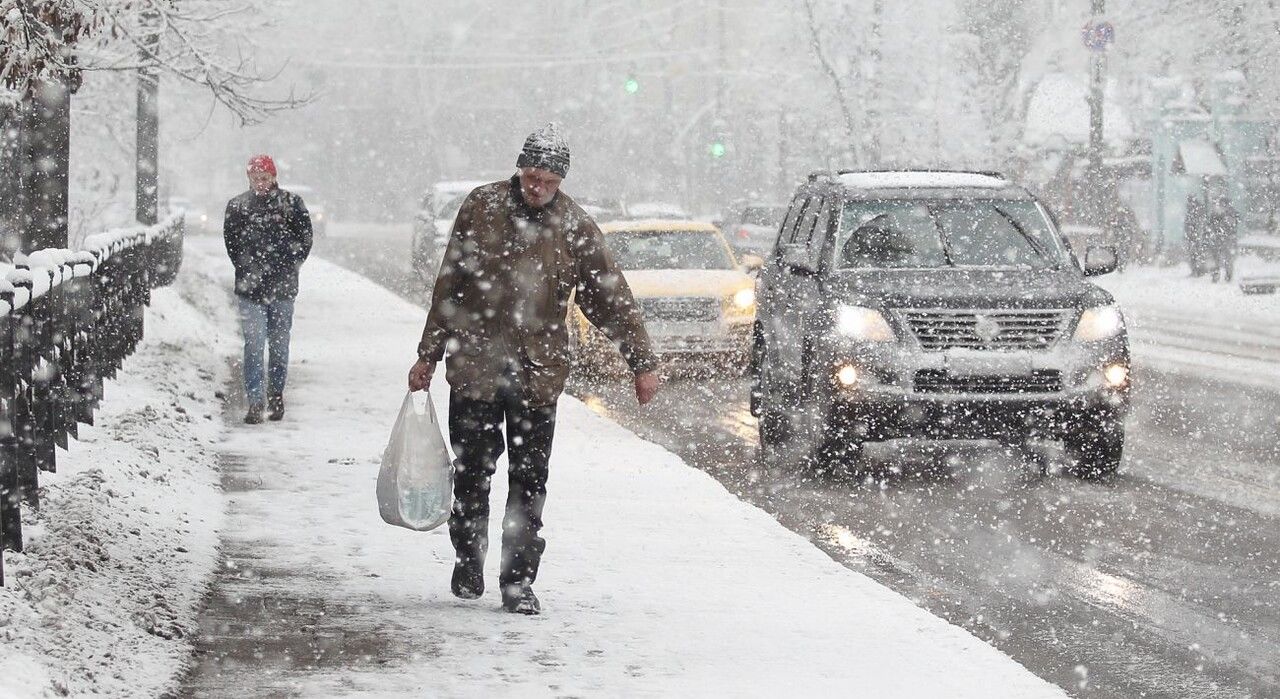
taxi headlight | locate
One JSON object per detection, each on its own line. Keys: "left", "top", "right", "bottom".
{"left": 835, "top": 305, "right": 895, "bottom": 342}
{"left": 732, "top": 288, "right": 756, "bottom": 310}
{"left": 1073, "top": 305, "right": 1125, "bottom": 342}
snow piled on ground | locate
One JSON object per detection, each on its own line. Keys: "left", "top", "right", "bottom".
{"left": 0, "top": 278, "right": 229, "bottom": 697}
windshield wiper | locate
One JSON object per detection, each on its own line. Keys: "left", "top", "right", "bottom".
{"left": 992, "top": 205, "right": 1056, "bottom": 269}
{"left": 927, "top": 205, "right": 955, "bottom": 267}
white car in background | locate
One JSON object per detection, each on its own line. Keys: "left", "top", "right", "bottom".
{"left": 412, "top": 179, "right": 489, "bottom": 283}
{"left": 279, "top": 184, "right": 328, "bottom": 237}
{"left": 165, "top": 196, "right": 211, "bottom": 232}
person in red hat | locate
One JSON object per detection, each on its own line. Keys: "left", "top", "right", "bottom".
{"left": 223, "top": 154, "right": 313, "bottom": 424}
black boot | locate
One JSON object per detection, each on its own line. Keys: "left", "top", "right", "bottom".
{"left": 501, "top": 584, "right": 540, "bottom": 615}
{"left": 244, "top": 404, "right": 264, "bottom": 425}
{"left": 451, "top": 560, "right": 484, "bottom": 600}
{"left": 268, "top": 394, "right": 285, "bottom": 421}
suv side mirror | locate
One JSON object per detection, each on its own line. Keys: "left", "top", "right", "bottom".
{"left": 1082, "top": 245, "right": 1118, "bottom": 277}
{"left": 780, "top": 244, "right": 818, "bottom": 276}
{"left": 739, "top": 253, "right": 765, "bottom": 273}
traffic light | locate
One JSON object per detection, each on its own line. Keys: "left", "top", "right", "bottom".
{"left": 624, "top": 76, "right": 640, "bottom": 94}
{"left": 709, "top": 140, "right": 726, "bottom": 158}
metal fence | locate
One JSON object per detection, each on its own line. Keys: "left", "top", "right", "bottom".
{"left": 0, "top": 216, "right": 183, "bottom": 585}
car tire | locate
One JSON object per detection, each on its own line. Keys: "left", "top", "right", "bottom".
{"left": 1064, "top": 412, "right": 1124, "bottom": 478}
{"left": 720, "top": 351, "right": 750, "bottom": 378}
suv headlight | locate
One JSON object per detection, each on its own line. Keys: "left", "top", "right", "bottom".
{"left": 732, "top": 287, "right": 755, "bottom": 310}
{"left": 835, "top": 305, "right": 895, "bottom": 342}
{"left": 1073, "top": 305, "right": 1125, "bottom": 342}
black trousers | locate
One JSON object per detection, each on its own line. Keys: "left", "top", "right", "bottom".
{"left": 447, "top": 389, "right": 557, "bottom": 589}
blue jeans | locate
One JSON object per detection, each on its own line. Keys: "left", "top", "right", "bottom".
{"left": 238, "top": 298, "right": 295, "bottom": 406}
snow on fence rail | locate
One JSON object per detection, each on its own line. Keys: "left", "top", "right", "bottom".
{"left": 0, "top": 215, "right": 184, "bottom": 585}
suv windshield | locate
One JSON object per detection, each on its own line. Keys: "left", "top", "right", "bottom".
{"left": 836, "top": 199, "right": 1066, "bottom": 270}
{"left": 607, "top": 231, "right": 736, "bottom": 271}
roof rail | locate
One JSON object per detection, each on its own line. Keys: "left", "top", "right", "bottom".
{"left": 807, "top": 170, "right": 836, "bottom": 182}
{"left": 835, "top": 168, "right": 1007, "bottom": 180}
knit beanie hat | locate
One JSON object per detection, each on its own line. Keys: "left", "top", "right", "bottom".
{"left": 247, "top": 154, "right": 277, "bottom": 176}
{"left": 516, "top": 123, "right": 570, "bottom": 178}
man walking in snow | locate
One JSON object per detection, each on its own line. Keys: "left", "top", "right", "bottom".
{"left": 407, "top": 124, "right": 661, "bottom": 615}
{"left": 223, "top": 155, "right": 313, "bottom": 424}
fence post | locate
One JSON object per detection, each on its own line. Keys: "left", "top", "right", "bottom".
{"left": 27, "top": 268, "right": 57, "bottom": 473}
{"left": 8, "top": 275, "right": 38, "bottom": 508}
{"left": 0, "top": 292, "right": 21, "bottom": 583}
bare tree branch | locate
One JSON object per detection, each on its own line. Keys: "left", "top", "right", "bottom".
{"left": 798, "top": 0, "right": 862, "bottom": 165}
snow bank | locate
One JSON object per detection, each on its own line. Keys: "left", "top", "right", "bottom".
{"left": 0, "top": 271, "right": 228, "bottom": 697}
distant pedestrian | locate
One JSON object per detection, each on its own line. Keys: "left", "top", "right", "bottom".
{"left": 1205, "top": 189, "right": 1240, "bottom": 283}
{"left": 407, "top": 123, "right": 661, "bottom": 615}
{"left": 1184, "top": 190, "right": 1208, "bottom": 277}
{"left": 1108, "top": 201, "right": 1142, "bottom": 271}
{"left": 223, "top": 155, "right": 313, "bottom": 424}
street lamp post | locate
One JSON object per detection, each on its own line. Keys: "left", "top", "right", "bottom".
{"left": 1085, "top": 1, "right": 1105, "bottom": 179}
{"left": 1086, "top": 0, "right": 1107, "bottom": 222}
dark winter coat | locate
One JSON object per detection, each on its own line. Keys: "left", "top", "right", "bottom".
{"left": 1205, "top": 199, "right": 1240, "bottom": 249}
{"left": 417, "top": 176, "right": 656, "bottom": 406}
{"left": 1184, "top": 195, "right": 1206, "bottom": 245}
{"left": 222, "top": 187, "right": 313, "bottom": 302}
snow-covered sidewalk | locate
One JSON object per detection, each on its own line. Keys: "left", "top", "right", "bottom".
{"left": 5, "top": 236, "right": 1064, "bottom": 697}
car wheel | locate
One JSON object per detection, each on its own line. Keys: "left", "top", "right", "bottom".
{"left": 803, "top": 412, "right": 864, "bottom": 479}
{"left": 757, "top": 399, "right": 795, "bottom": 470}
{"left": 720, "top": 350, "right": 749, "bottom": 378}
{"left": 1064, "top": 413, "right": 1124, "bottom": 478}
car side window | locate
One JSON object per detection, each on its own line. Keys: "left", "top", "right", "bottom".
{"left": 794, "top": 197, "right": 828, "bottom": 247}
{"left": 779, "top": 196, "right": 810, "bottom": 248}
{"left": 805, "top": 198, "right": 834, "bottom": 266}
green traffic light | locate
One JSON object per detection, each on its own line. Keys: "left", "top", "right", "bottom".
{"left": 709, "top": 141, "right": 726, "bottom": 158}
{"left": 624, "top": 77, "right": 640, "bottom": 94}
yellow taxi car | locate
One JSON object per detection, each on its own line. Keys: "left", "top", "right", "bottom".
{"left": 570, "top": 219, "right": 760, "bottom": 372}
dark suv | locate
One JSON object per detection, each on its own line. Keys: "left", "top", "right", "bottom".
{"left": 751, "top": 170, "right": 1131, "bottom": 476}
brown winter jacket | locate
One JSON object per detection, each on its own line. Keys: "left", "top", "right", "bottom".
{"left": 417, "top": 176, "right": 656, "bottom": 406}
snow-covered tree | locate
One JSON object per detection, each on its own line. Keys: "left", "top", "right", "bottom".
{"left": 1, "top": 0, "right": 301, "bottom": 253}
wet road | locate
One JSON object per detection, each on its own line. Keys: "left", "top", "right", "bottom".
{"left": 315, "top": 222, "right": 1280, "bottom": 698}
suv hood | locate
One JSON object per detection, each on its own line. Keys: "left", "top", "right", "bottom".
{"left": 826, "top": 268, "right": 1113, "bottom": 310}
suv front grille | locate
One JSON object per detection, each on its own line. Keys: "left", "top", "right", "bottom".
{"left": 638, "top": 297, "right": 719, "bottom": 322}
{"left": 914, "top": 369, "right": 1063, "bottom": 394}
{"left": 901, "top": 309, "right": 1071, "bottom": 351}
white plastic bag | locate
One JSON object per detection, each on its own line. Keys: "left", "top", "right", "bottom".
{"left": 376, "top": 391, "right": 453, "bottom": 531}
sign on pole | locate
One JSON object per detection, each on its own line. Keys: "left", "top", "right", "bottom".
{"left": 1081, "top": 20, "right": 1115, "bottom": 52}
